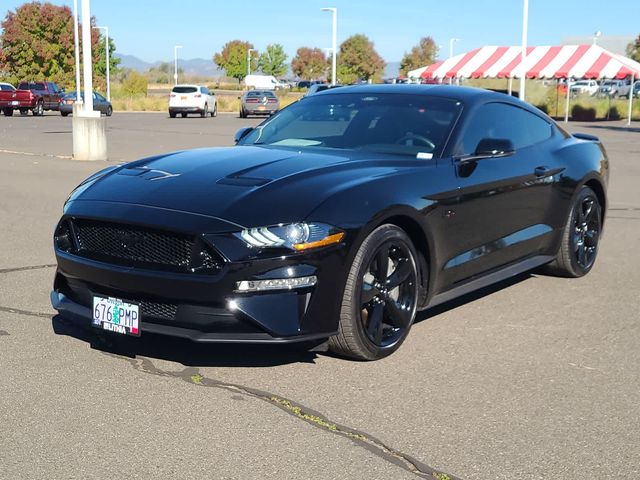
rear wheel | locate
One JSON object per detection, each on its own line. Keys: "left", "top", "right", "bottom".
{"left": 61, "top": 111, "right": 69, "bottom": 117}
{"left": 239, "top": 108, "right": 246, "bottom": 118}
{"left": 19, "top": 108, "right": 28, "bottom": 115}
{"left": 545, "top": 185, "right": 602, "bottom": 278}
{"left": 328, "top": 224, "right": 420, "bottom": 360}
{"left": 211, "top": 104, "right": 217, "bottom": 117}
{"left": 106, "top": 106, "right": 113, "bottom": 117}
{"left": 3, "top": 108, "right": 13, "bottom": 117}
{"left": 181, "top": 112, "right": 187, "bottom": 118}
{"left": 201, "top": 103, "right": 208, "bottom": 118}
{"left": 169, "top": 111, "right": 176, "bottom": 118}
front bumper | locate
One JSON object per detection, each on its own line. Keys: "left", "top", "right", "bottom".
{"left": 51, "top": 205, "right": 347, "bottom": 343}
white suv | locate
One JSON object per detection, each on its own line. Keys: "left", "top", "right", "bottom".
{"left": 569, "top": 80, "right": 598, "bottom": 96}
{"left": 169, "top": 85, "right": 217, "bottom": 118}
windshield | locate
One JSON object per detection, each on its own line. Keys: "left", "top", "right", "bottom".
{"left": 239, "top": 92, "right": 462, "bottom": 156}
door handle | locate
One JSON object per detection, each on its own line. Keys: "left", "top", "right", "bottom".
{"left": 534, "top": 166, "right": 550, "bottom": 177}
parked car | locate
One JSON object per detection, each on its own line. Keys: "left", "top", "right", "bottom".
{"left": 59, "top": 91, "right": 112, "bottom": 117}
{"left": 296, "top": 80, "right": 311, "bottom": 89}
{"left": 169, "top": 85, "right": 217, "bottom": 118}
{"left": 15, "top": 81, "right": 64, "bottom": 115}
{"left": 305, "top": 83, "right": 343, "bottom": 96}
{"left": 634, "top": 82, "right": 640, "bottom": 98}
{"left": 52, "top": 85, "right": 608, "bottom": 361}
{"left": 570, "top": 80, "right": 599, "bottom": 96}
{"left": 239, "top": 90, "right": 280, "bottom": 117}
{"left": 0, "top": 83, "right": 32, "bottom": 116}
{"left": 597, "top": 80, "right": 631, "bottom": 98}
{"left": 244, "top": 75, "right": 286, "bottom": 90}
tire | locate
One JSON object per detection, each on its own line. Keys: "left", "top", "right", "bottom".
{"left": 544, "top": 186, "right": 602, "bottom": 278}
{"left": 106, "top": 106, "right": 113, "bottom": 117}
{"left": 211, "top": 104, "right": 217, "bottom": 117}
{"left": 181, "top": 112, "right": 187, "bottom": 118}
{"left": 201, "top": 103, "right": 208, "bottom": 118}
{"left": 61, "top": 111, "right": 69, "bottom": 117}
{"left": 3, "top": 108, "right": 13, "bottom": 117}
{"left": 169, "top": 111, "right": 176, "bottom": 118}
{"left": 239, "top": 108, "right": 246, "bottom": 118}
{"left": 33, "top": 101, "right": 44, "bottom": 116}
{"left": 19, "top": 108, "right": 28, "bottom": 115}
{"left": 328, "top": 224, "right": 420, "bottom": 360}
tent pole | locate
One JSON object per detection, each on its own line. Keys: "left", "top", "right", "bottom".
{"left": 508, "top": 77, "right": 513, "bottom": 96}
{"left": 628, "top": 74, "right": 635, "bottom": 126}
{"left": 564, "top": 79, "right": 571, "bottom": 123}
{"left": 555, "top": 79, "right": 559, "bottom": 118}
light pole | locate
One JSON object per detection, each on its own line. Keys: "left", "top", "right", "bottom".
{"left": 593, "top": 30, "right": 602, "bottom": 45}
{"left": 80, "top": 0, "right": 94, "bottom": 114}
{"left": 247, "top": 48, "right": 256, "bottom": 76}
{"left": 93, "top": 25, "right": 110, "bottom": 101}
{"left": 519, "top": 0, "right": 529, "bottom": 101}
{"left": 72, "top": 0, "right": 81, "bottom": 104}
{"left": 321, "top": 7, "right": 337, "bottom": 85}
{"left": 173, "top": 45, "right": 182, "bottom": 85}
{"left": 449, "top": 38, "right": 460, "bottom": 59}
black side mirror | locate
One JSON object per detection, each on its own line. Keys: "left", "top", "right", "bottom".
{"left": 474, "top": 138, "right": 515, "bottom": 158}
{"left": 234, "top": 127, "right": 253, "bottom": 144}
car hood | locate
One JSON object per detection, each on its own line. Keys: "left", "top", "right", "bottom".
{"left": 72, "top": 146, "right": 417, "bottom": 229}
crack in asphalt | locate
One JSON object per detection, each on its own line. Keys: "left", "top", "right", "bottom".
{"left": 104, "top": 353, "right": 458, "bottom": 480}
{"left": 0, "top": 148, "right": 72, "bottom": 160}
{"left": 0, "top": 305, "right": 52, "bottom": 318}
{"left": 0, "top": 264, "right": 56, "bottom": 274}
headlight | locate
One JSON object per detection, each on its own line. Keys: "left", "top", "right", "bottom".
{"left": 235, "top": 222, "right": 344, "bottom": 251}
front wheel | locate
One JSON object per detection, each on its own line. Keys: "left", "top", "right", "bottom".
{"left": 211, "top": 104, "right": 217, "bottom": 117}
{"left": 328, "top": 224, "right": 420, "bottom": 360}
{"left": 545, "top": 186, "right": 602, "bottom": 277}
{"left": 33, "top": 101, "right": 44, "bottom": 116}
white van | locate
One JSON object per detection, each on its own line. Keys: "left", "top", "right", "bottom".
{"left": 244, "top": 75, "right": 284, "bottom": 90}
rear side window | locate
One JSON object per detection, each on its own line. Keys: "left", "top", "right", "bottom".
{"left": 18, "top": 82, "right": 46, "bottom": 90}
{"left": 460, "top": 102, "right": 552, "bottom": 154}
{"left": 201, "top": 87, "right": 209, "bottom": 95}
{"left": 0, "top": 84, "right": 15, "bottom": 91}
{"left": 172, "top": 86, "right": 197, "bottom": 94}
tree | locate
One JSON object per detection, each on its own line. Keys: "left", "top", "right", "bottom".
{"left": 258, "top": 44, "right": 288, "bottom": 78}
{"left": 291, "top": 47, "right": 326, "bottom": 80}
{"left": 93, "top": 34, "right": 121, "bottom": 92}
{"left": 337, "top": 34, "right": 385, "bottom": 84}
{"left": 627, "top": 35, "right": 640, "bottom": 63}
{"left": 213, "top": 40, "right": 256, "bottom": 83}
{"left": 400, "top": 37, "right": 438, "bottom": 76}
{"left": 0, "top": 2, "right": 104, "bottom": 88}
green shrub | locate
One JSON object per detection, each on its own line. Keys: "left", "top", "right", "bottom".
{"left": 121, "top": 71, "right": 148, "bottom": 96}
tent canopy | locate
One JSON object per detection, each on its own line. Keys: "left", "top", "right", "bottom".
{"left": 408, "top": 45, "right": 640, "bottom": 81}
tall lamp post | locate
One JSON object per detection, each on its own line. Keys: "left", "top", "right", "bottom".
{"left": 72, "top": 0, "right": 81, "bottom": 104}
{"left": 93, "top": 25, "right": 110, "bottom": 101}
{"left": 449, "top": 38, "right": 460, "bottom": 59}
{"left": 519, "top": 0, "right": 529, "bottom": 101}
{"left": 247, "top": 48, "right": 256, "bottom": 76}
{"left": 173, "top": 45, "right": 182, "bottom": 85}
{"left": 321, "top": 7, "right": 337, "bottom": 85}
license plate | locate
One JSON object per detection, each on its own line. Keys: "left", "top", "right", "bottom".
{"left": 92, "top": 295, "right": 140, "bottom": 336}
{"left": 257, "top": 106, "right": 265, "bottom": 110}
{"left": 66, "top": 100, "right": 74, "bottom": 104}
{"left": 10, "top": 101, "right": 19, "bottom": 106}
{"left": 180, "top": 96, "right": 187, "bottom": 100}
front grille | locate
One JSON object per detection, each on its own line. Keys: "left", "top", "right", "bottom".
{"left": 139, "top": 301, "right": 178, "bottom": 321}
{"left": 59, "top": 219, "right": 223, "bottom": 274}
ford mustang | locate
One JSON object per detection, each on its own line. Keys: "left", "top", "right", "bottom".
{"left": 51, "top": 85, "right": 609, "bottom": 360}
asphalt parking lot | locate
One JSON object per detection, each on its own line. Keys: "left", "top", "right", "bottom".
{"left": 1, "top": 112, "right": 639, "bottom": 480}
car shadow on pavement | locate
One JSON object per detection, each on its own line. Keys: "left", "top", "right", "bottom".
{"left": 51, "top": 314, "right": 320, "bottom": 367}
{"left": 580, "top": 124, "right": 640, "bottom": 134}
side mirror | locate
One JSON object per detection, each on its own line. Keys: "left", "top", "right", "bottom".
{"left": 234, "top": 127, "right": 253, "bottom": 144}
{"left": 474, "top": 138, "right": 515, "bottom": 158}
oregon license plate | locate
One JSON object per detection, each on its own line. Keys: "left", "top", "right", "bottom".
{"left": 180, "top": 96, "right": 187, "bottom": 100}
{"left": 257, "top": 106, "right": 265, "bottom": 110}
{"left": 92, "top": 295, "right": 140, "bottom": 336}
{"left": 10, "top": 101, "right": 19, "bottom": 106}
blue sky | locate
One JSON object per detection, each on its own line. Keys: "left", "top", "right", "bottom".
{"left": 1, "top": 0, "right": 637, "bottom": 62}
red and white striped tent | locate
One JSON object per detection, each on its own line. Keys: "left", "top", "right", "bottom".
{"left": 407, "top": 44, "right": 640, "bottom": 80}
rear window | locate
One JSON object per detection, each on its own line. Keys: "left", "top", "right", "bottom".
{"left": 18, "top": 82, "right": 46, "bottom": 91}
{"left": 247, "top": 91, "right": 276, "bottom": 98}
{"left": 172, "top": 86, "right": 198, "bottom": 94}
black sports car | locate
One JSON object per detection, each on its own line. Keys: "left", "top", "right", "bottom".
{"left": 52, "top": 85, "right": 609, "bottom": 360}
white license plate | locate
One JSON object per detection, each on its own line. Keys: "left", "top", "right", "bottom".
{"left": 92, "top": 295, "right": 140, "bottom": 336}
{"left": 180, "top": 96, "right": 187, "bottom": 100}
{"left": 10, "top": 101, "right": 19, "bottom": 106}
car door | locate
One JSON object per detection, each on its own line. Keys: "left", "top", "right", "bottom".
{"left": 441, "top": 101, "right": 557, "bottom": 286}
{"left": 94, "top": 92, "right": 106, "bottom": 113}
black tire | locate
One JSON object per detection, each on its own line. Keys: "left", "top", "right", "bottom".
{"left": 211, "top": 104, "right": 217, "bottom": 117}
{"left": 181, "top": 112, "right": 187, "bottom": 118}
{"left": 3, "top": 108, "right": 13, "bottom": 117}
{"left": 328, "top": 224, "right": 420, "bottom": 360}
{"left": 106, "top": 106, "right": 113, "bottom": 117}
{"left": 169, "top": 111, "right": 176, "bottom": 118}
{"left": 201, "top": 103, "right": 208, "bottom": 118}
{"left": 33, "top": 101, "right": 44, "bottom": 116}
{"left": 545, "top": 186, "right": 602, "bottom": 278}
{"left": 61, "top": 111, "right": 69, "bottom": 117}
{"left": 19, "top": 108, "right": 28, "bottom": 115}
{"left": 239, "top": 108, "right": 246, "bottom": 118}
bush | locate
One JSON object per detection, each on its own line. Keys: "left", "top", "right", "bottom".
{"left": 121, "top": 71, "right": 148, "bottom": 96}
{"left": 571, "top": 104, "right": 596, "bottom": 121}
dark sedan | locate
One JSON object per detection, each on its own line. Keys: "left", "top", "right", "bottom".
{"left": 60, "top": 91, "right": 112, "bottom": 116}
{"left": 51, "top": 85, "right": 608, "bottom": 360}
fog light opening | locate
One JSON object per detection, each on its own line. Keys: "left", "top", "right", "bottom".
{"left": 235, "top": 275, "right": 317, "bottom": 293}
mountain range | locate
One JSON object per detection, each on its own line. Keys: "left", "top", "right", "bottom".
{"left": 115, "top": 53, "right": 401, "bottom": 79}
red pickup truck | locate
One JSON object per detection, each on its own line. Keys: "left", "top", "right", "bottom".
{"left": 0, "top": 81, "right": 64, "bottom": 116}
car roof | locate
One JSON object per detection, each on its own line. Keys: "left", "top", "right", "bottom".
{"left": 313, "top": 84, "right": 533, "bottom": 109}
{"left": 173, "top": 84, "right": 201, "bottom": 88}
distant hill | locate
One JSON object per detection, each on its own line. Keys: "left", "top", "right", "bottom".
{"left": 116, "top": 53, "right": 402, "bottom": 80}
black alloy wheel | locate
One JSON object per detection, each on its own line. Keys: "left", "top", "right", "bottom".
{"left": 545, "top": 185, "right": 602, "bottom": 277}
{"left": 329, "top": 224, "right": 420, "bottom": 360}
